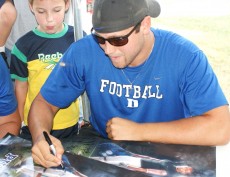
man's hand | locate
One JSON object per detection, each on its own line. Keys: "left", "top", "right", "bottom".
{"left": 31, "top": 133, "right": 64, "bottom": 168}
{"left": 106, "top": 117, "right": 141, "bottom": 141}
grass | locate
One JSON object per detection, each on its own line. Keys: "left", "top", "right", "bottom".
{"left": 152, "top": 15, "right": 230, "bottom": 102}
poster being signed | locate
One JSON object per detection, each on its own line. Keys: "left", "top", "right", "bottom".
{"left": 0, "top": 134, "right": 85, "bottom": 177}
{"left": 63, "top": 127, "right": 216, "bottom": 177}
{"left": 0, "top": 127, "right": 216, "bottom": 177}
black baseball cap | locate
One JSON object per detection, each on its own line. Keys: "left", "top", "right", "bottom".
{"left": 92, "top": 0, "right": 161, "bottom": 33}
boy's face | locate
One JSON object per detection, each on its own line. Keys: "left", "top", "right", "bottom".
{"left": 30, "top": 0, "right": 69, "bottom": 34}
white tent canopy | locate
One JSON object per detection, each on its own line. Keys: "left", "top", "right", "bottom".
{"left": 72, "top": 0, "right": 93, "bottom": 121}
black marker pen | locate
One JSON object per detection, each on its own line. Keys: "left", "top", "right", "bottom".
{"left": 43, "top": 131, "right": 64, "bottom": 169}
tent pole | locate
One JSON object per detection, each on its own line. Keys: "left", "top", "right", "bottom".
{"left": 72, "top": 0, "right": 91, "bottom": 122}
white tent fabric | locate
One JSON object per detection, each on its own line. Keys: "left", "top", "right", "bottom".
{"left": 72, "top": 0, "right": 92, "bottom": 122}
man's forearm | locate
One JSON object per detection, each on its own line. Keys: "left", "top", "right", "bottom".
{"left": 140, "top": 106, "right": 230, "bottom": 145}
{"left": 28, "top": 93, "right": 58, "bottom": 143}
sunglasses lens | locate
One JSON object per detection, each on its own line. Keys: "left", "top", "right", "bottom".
{"left": 93, "top": 34, "right": 128, "bottom": 46}
{"left": 109, "top": 37, "right": 128, "bottom": 46}
{"left": 94, "top": 35, "right": 105, "bottom": 44}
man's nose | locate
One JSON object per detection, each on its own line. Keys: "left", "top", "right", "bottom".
{"left": 104, "top": 41, "right": 116, "bottom": 55}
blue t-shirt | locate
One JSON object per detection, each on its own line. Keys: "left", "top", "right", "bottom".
{"left": 0, "top": 54, "right": 17, "bottom": 116}
{"left": 41, "top": 28, "right": 228, "bottom": 137}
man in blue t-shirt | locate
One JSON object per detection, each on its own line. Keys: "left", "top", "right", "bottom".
{"left": 0, "top": 0, "right": 20, "bottom": 138}
{"left": 28, "top": 0, "right": 230, "bottom": 168}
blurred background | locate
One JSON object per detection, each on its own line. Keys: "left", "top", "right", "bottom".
{"left": 153, "top": 0, "right": 230, "bottom": 102}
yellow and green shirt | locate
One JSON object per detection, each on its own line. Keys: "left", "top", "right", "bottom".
{"left": 10, "top": 23, "right": 79, "bottom": 130}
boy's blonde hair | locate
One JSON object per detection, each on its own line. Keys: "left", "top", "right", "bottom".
{"left": 28, "top": 0, "right": 69, "bottom": 5}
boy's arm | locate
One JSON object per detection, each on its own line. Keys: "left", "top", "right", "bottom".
{"left": 15, "top": 80, "right": 28, "bottom": 122}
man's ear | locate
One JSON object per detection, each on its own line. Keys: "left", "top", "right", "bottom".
{"left": 141, "top": 16, "right": 152, "bottom": 34}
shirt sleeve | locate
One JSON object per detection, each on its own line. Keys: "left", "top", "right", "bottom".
{"left": 0, "top": 55, "right": 17, "bottom": 116}
{"left": 179, "top": 50, "right": 228, "bottom": 116}
{"left": 41, "top": 44, "right": 85, "bottom": 108}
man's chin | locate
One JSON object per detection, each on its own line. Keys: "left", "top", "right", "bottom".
{"left": 112, "top": 63, "right": 126, "bottom": 69}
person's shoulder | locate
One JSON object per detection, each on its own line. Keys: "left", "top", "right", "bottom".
{"left": 65, "top": 24, "right": 74, "bottom": 33}
{"left": 16, "top": 30, "right": 35, "bottom": 44}
{"left": 74, "top": 34, "right": 98, "bottom": 48}
{"left": 66, "top": 34, "right": 99, "bottom": 60}
{"left": 67, "top": 25, "right": 74, "bottom": 30}
{"left": 66, "top": 24, "right": 88, "bottom": 36}
{"left": 152, "top": 28, "right": 183, "bottom": 41}
{"left": 152, "top": 28, "right": 199, "bottom": 51}
{"left": 13, "top": 30, "right": 38, "bottom": 53}
{"left": 64, "top": 24, "right": 74, "bottom": 36}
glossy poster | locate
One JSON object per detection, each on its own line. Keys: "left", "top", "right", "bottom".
{"left": 0, "top": 127, "right": 216, "bottom": 177}
{"left": 63, "top": 127, "right": 216, "bottom": 177}
{"left": 0, "top": 134, "right": 85, "bottom": 177}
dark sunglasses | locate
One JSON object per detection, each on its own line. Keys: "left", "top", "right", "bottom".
{"left": 91, "top": 21, "right": 142, "bottom": 47}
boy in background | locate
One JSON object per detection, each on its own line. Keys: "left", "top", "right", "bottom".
{"left": 10, "top": 0, "right": 80, "bottom": 140}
